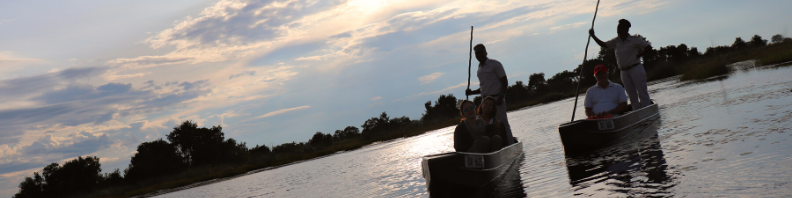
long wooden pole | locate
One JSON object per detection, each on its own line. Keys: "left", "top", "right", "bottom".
{"left": 571, "top": 0, "right": 601, "bottom": 122}
{"left": 467, "top": 26, "right": 473, "bottom": 100}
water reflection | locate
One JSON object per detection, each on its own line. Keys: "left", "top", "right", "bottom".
{"left": 428, "top": 154, "right": 527, "bottom": 198}
{"left": 564, "top": 119, "right": 677, "bottom": 197}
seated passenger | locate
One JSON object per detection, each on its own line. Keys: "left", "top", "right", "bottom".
{"left": 477, "top": 96, "right": 509, "bottom": 148}
{"left": 585, "top": 65, "right": 629, "bottom": 119}
{"left": 454, "top": 100, "right": 503, "bottom": 153}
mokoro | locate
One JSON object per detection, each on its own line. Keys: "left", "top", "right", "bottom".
{"left": 558, "top": 101, "right": 660, "bottom": 153}
{"left": 421, "top": 139, "right": 523, "bottom": 188}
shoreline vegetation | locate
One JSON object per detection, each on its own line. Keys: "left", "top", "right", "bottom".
{"left": 13, "top": 35, "right": 792, "bottom": 198}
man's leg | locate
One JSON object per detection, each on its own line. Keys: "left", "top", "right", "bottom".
{"left": 621, "top": 69, "right": 640, "bottom": 110}
{"left": 495, "top": 99, "right": 514, "bottom": 144}
{"left": 630, "top": 65, "right": 652, "bottom": 108}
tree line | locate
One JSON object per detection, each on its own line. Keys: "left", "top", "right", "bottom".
{"left": 14, "top": 33, "right": 791, "bottom": 198}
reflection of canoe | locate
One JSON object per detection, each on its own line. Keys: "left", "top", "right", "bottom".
{"left": 427, "top": 154, "right": 527, "bottom": 197}
{"left": 421, "top": 139, "right": 523, "bottom": 187}
{"left": 563, "top": 121, "right": 676, "bottom": 196}
{"left": 558, "top": 101, "right": 660, "bottom": 153}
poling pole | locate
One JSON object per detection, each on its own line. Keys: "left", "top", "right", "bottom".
{"left": 571, "top": 0, "right": 601, "bottom": 122}
{"left": 467, "top": 26, "right": 473, "bottom": 100}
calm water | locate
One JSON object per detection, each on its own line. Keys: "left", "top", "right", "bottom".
{"left": 156, "top": 64, "right": 792, "bottom": 197}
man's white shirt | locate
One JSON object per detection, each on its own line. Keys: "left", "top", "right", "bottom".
{"left": 584, "top": 81, "right": 628, "bottom": 114}
{"left": 476, "top": 58, "right": 506, "bottom": 96}
{"left": 606, "top": 35, "right": 650, "bottom": 69}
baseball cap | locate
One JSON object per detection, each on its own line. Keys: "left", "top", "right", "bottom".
{"left": 594, "top": 65, "right": 608, "bottom": 75}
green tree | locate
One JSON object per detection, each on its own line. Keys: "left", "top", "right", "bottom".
{"left": 124, "top": 139, "right": 186, "bottom": 182}
{"left": 749, "top": 34, "right": 767, "bottom": 47}
{"left": 732, "top": 37, "right": 746, "bottom": 49}
{"left": 13, "top": 172, "right": 44, "bottom": 198}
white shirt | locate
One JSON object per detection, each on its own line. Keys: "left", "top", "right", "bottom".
{"left": 606, "top": 35, "right": 650, "bottom": 69}
{"left": 476, "top": 58, "right": 507, "bottom": 96}
{"left": 584, "top": 82, "right": 628, "bottom": 114}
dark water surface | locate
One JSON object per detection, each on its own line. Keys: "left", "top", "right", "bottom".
{"left": 156, "top": 65, "right": 792, "bottom": 197}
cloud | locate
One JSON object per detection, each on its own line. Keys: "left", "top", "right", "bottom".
{"left": 371, "top": 96, "right": 382, "bottom": 101}
{"left": 419, "top": 72, "right": 444, "bottom": 85}
{"left": 396, "top": 82, "right": 473, "bottom": 102}
{"left": 253, "top": 105, "right": 310, "bottom": 119}
{"left": 549, "top": 21, "right": 587, "bottom": 32}
{"left": 229, "top": 71, "right": 256, "bottom": 79}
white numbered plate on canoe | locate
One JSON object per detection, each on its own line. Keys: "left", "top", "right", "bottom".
{"left": 465, "top": 155, "right": 484, "bottom": 168}
{"left": 598, "top": 120, "right": 615, "bottom": 130}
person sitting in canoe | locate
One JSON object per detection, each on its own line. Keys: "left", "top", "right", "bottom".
{"left": 585, "top": 65, "right": 629, "bottom": 119}
{"left": 478, "top": 96, "right": 512, "bottom": 147}
{"left": 454, "top": 100, "right": 503, "bottom": 153}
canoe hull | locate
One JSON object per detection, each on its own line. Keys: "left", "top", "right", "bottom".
{"left": 558, "top": 102, "right": 660, "bottom": 153}
{"left": 421, "top": 140, "right": 523, "bottom": 187}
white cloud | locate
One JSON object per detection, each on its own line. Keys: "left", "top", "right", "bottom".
{"left": 419, "top": 72, "right": 444, "bottom": 85}
{"left": 371, "top": 96, "right": 382, "bottom": 101}
{"left": 253, "top": 105, "right": 310, "bottom": 119}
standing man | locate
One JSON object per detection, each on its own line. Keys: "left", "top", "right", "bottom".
{"left": 589, "top": 19, "right": 653, "bottom": 110}
{"left": 466, "top": 44, "right": 515, "bottom": 144}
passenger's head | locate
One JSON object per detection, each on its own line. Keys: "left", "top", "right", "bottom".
{"left": 458, "top": 100, "right": 477, "bottom": 121}
{"left": 478, "top": 96, "right": 497, "bottom": 119}
{"left": 474, "top": 44, "right": 488, "bottom": 63}
{"left": 594, "top": 64, "right": 609, "bottom": 86}
{"left": 617, "top": 19, "right": 631, "bottom": 39}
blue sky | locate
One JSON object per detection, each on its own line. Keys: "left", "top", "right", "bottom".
{"left": 0, "top": 0, "right": 790, "bottom": 195}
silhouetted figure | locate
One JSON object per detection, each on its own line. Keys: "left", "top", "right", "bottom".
{"left": 477, "top": 96, "right": 511, "bottom": 147}
{"left": 465, "top": 44, "right": 515, "bottom": 144}
{"left": 590, "top": 19, "right": 653, "bottom": 110}
{"left": 585, "top": 65, "right": 629, "bottom": 119}
{"left": 454, "top": 100, "right": 502, "bottom": 152}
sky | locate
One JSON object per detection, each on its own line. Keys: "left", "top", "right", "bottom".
{"left": 0, "top": 0, "right": 790, "bottom": 196}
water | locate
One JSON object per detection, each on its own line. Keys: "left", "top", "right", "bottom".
{"left": 155, "top": 64, "right": 792, "bottom": 197}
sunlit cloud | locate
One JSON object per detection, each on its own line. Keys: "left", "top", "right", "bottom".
{"left": 372, "top": 96, "right": 382, "bottom": 101}
{"left": 419, "top": 72, "right": 444, "bottom": 85}
{"left": 253, "top": 105, "right": 311, "bottom": 119}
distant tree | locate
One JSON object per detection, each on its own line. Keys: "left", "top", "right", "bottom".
{"left": 250, "top": 144, "right": 271, "bottom": 155}
{"left": 732, "top": 37, "right": 746, "bottom": 49}
{"left": 309, "top": 132, "right": 333, "bottom": 148}
{"left": 333, "top": 126, "right": 360, "bottom": 141}
{"left": 771, "top": 34, "right": 784, "bottom": 43}
{"left": 505, "top": 80, "right": 529, "bottom": 102}
{"left": 527, "top": 73, "right": 547, "bottom": 96}
{"left": 13, "top": 172, "right": 44, "bottom": 198}
{"left": 688, "top": 47, "right": 701, "bottom": 58}
{"left": 101, "top": 168, "right": 124, "bottom": 188}
{"left": 124, "top": 139, "right": 186, "bottom": 182}
{"left": 419, "top": 94, "right": 459, "bottom": 125}
{"left": 749, "top": 34, "right": 767, "bottom": 47}
{"left": 41, "top": 156, "right": 102, "bottom": 197}
{"left": 166, "top": 121, "right": 227, "bottom": 167}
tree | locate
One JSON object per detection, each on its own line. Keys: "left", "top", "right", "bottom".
{"left": 771, "top": 34, "right": 784, "bottom": 43}
{"left": 29, "top": 156, "right": 103, "bottom": 197}
{"left": 732, "top": 37, "right": 746, "bottom": 49}
{"left": 749, "top": 34, "right": 767, "bottom": 47}
{"left": 124, "top": 139, "right": 186, "bottom": 182}
{"left": 166, "top": 121, "right": 226, "bottom": 167}
{"left": 527, "top": 73, "right": 547, "bottom": 95}
{"left": 13, "top": 172, "right": 44, "bottom": 198}
{"left": 309, "top": 132, "right": 333, "bottom": 148}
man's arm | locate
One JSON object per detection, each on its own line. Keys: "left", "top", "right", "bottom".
{"left": 496, "top": 76, "right": 507, "bottom": 105}
{"left": 585, "top": 107, "right": 596, "bottom": 118}
{"left": 466, "top": 88, "right": 481, "bottom": 96}
{"left": 602, "top": 101, "right": 629, "bottom": 115}
{"left": 636, "top": 44, "right": 652, "bottom": 58}
{"left": 589, "top": 29, "right": 608, "bottom": 48}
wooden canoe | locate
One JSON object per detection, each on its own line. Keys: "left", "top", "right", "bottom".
{"left": 558, "top": 101, "right": 660, "bottom": 153}
{"left": 421, "top": 139, "right": 523, "bottom": 188}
